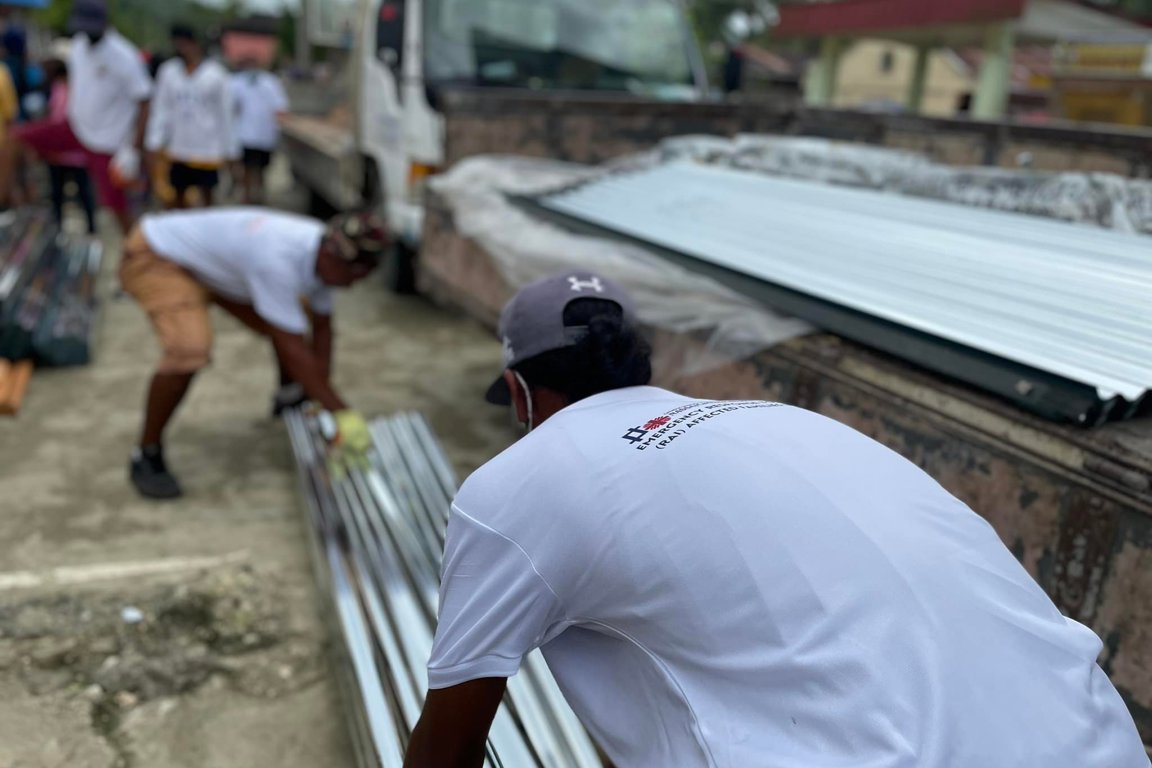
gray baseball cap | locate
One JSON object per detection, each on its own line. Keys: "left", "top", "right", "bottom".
{"left": 485, "top": 272, "right": 637, "bottom": 405}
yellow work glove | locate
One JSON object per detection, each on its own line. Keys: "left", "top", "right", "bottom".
{"left": 334, "top": 412, "right": 373, "bottom": 453}
{"left": 334, "top": 409, "right": 373, "bottom": 456}
{"left": 322, "top": 409, "right": 372, "bottom": 483}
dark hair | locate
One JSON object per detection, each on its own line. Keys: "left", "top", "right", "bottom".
{"left": 170, "top": 24, "right": 199, "bottom": 43}
{"left": 514, "top": 298, "right": 652, "bottom": 404}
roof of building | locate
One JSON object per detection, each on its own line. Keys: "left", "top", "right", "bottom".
{"left": 773, "top": 0, "right": 1152, "bottom": 45}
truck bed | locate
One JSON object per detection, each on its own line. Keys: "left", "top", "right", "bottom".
{"left": 280, "top": 113, "right": 361, "bottom": 211}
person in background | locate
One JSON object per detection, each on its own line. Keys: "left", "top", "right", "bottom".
{"left": 0, "top": 0, "right": 152, "bottom": 235}
{"left": 230, "top": 57, "right": 288, "bottom": 204}
{"left": 402, "top": 274, "right": 1150, "bottom": 768}
{"left": 2, "top": 26, "right": 43, "bottom": 122}
{"left": 0, "top": 27, "right": 36, "bottom": 206}
{"left": 41, "top": 56, "right": 97, "bottom": 234}
{"left": 119, "top": 208, "right": 389, "bottom": 500}
{"left": 146, "top": 24, "right": 237, "bottom": 209}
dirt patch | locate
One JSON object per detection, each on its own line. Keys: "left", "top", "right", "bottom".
{"left": 0, "top": 566, "right": 329, "bottom": 767}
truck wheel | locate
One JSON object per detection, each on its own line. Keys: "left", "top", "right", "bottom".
{"left": 386, "top": 242, "right": 418, "bottom": 295}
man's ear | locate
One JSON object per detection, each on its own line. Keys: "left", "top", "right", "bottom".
{"left": 503, "top": 369, "right": 529, "bottom": 425}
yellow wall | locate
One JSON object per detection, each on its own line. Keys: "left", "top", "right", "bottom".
{"left": 833, "top": 40, "right": 974, "bottom": 117}
{"left": 1048, "top": 43, "right": 1152, "bottom": 127}
{"left": 1058, "top": 86, "right": 1149, "bottom": 126}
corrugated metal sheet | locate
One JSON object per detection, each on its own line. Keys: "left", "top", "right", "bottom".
{"left": 535, "top": 161, "right": 1152, "bottom": 424}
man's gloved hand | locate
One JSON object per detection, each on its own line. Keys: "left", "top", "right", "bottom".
{"left": 333, "top": 409, "right": 373, "bottom": 456}
{"left": 319, "top": 409, "right": 372, "bottom": 482}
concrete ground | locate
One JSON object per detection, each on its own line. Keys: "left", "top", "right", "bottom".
{"left": 0, "top": 178, "right": 515, "bottom": 766}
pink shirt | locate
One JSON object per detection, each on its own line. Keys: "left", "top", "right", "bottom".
{"left": 48, "top": 82, "right": 86, "bottom": 168}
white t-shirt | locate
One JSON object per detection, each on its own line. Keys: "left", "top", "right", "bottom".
{"left": 68, "top": 31, "right": 153, "bottom": 154}
{"left": 146, "top": 58, "right": 238, "bottom": 165}
{"left": 140, "top": 208, "right": 332, "bottom": 334}
{"left": 231, "top": 71, "right": 289, "bottom": 151}
{"left": 431, "top": 387, "right": 1149, "bottom": 768}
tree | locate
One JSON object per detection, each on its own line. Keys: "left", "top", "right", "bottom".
{"left": 689, "top": 0, "right": 781, "bottom": 80}
{"left": 690, "top": 0, "right": 747, "bottom": 50}
{"left": 31, "top": 0, "right": 260, "bottom": 50}
{"left": 30, "top": 0, "right": 74, "bottom": 33}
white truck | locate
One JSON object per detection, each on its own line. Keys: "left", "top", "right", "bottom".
{"left": 282, "top": 0, "right": 707, "bottom": 288}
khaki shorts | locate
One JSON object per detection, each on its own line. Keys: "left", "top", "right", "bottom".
{"left": 120, "top": 227, "right": 213, "bottom": 374}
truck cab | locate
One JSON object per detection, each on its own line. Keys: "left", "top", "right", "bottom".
{"left": 283, "top": 0, "right": 706, "bottom": 259}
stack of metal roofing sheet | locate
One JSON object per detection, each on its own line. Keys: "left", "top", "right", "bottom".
{"left": 285, "top": 409, "right": 602, "bottom": 768}
{"left": 0, "top": 208, "right": 103, "bottom": 365}
{"left": 531, "top": 161, "right": 1152, "bottom": 425}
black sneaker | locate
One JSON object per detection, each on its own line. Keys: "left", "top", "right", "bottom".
{"left": 130, "top": 446, "right": 183, "bottom": 500}
{"left": 271, "top": 383, "right": 308, "bottom": 418}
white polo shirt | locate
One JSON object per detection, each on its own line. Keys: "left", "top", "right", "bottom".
{"left": 140, "top": 208, "right": 332, "bottom": 335}
{"left": 68, "top": 30, "right": 153, "bottom": 154}
{"left": 146, "top": 58, "right": 238, "bottom": 165}
{"left": 231, "top": 70, "right": 289, "bottom": 151}
{"left": 430, "top": 387, "right": 1148, "bottom": 768}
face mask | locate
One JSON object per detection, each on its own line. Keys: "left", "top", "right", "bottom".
{"left": 514, "top": 371, "right": 535, "bottom": 432}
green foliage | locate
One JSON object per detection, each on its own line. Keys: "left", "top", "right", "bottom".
{"left": 278, "top": 11, "right": 296, "bottom": 58}
{"left": 689, "top": 0, "right": 746, "bottom": 50}
{"left": 31, "top": 0, "right": 261, "bottom": 50}
{"left": 30, "top": 0, "right": 74, "bottom": 32}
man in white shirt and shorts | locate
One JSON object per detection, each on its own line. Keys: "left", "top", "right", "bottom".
{"left": 403, "top": 272, "right": 1150, "bottom": 768}
{"left": 120, "top": 207, "right": 388, "bottom": 500}
{"left": 146, "top": 24, "right": 237, "bottom": 209}
{"left": 0, "top": 0, "right": 151, "bottom": 234}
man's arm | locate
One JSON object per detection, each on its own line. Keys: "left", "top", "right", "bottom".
{"left": 404, "top": 678, "right": 508, "bottom": 768}
{"left": 268, "top": 326, "right": 346, "bottom": 411}
{"left": 213, "top": 295, "right": 347, "bottom": 411}
{"left": 311, "top": 313, "right": 333, "bottom": 383}
{"left": 216, "top": 72, "right": 239, "bottom": 162}
{"left": 134, "top": 98, "right": 151, "bottom": 151}
{"left": 143, "top": 71, "right": 166, "bottom": 161}
{"left": 128, "top": 52, "right": 153, "bottom": 152}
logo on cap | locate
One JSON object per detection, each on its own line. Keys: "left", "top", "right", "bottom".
{"left": 568, "top": 276, "right": 605, "bottom": 294}
{"left": 502, "top": 336, "right": 516, "bottom": 365}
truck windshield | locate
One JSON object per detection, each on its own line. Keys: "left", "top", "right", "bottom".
{"left": 425, "top": 0, "right": 696, "bottom": 94}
